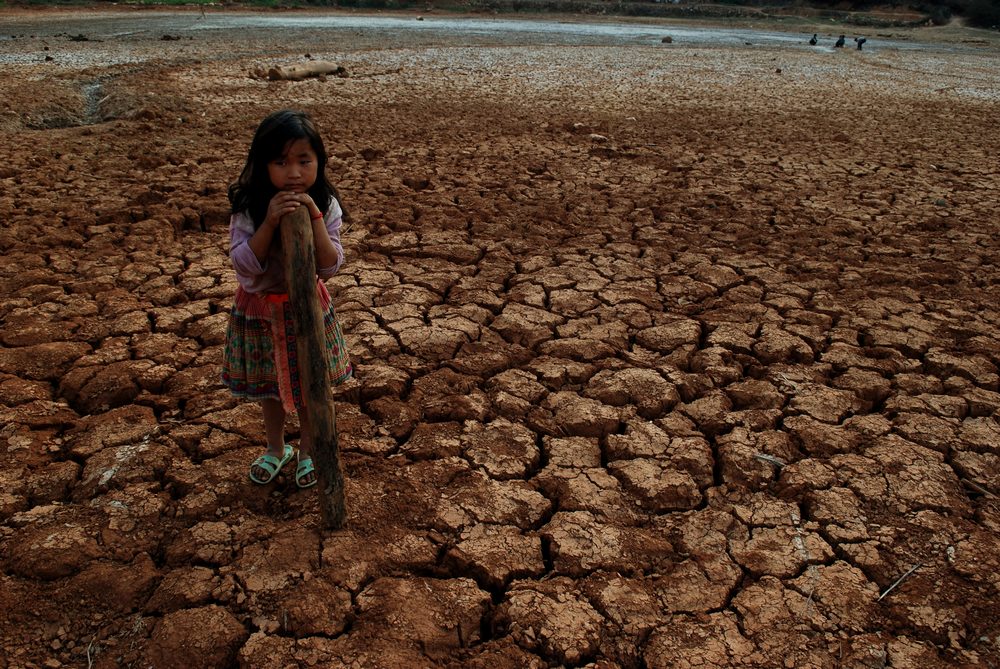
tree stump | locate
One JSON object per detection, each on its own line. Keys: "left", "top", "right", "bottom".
{"left": 279, "top": 205, "right": 346, "bottom": 529}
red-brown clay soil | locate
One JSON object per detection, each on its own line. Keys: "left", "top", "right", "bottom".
{"left": 1, "top": 7, "right": 999, "bottom": 668}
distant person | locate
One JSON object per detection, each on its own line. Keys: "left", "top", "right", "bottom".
{"left": 222, "top": 110, "right": 353, "bottom": 489}
{"left": 835, "top": 35, "right": 846, "bottom": 48}
{"left": 809, "top": 33, "right": 818, "bottom": 45}
{"left": 855, "top": 37, "right": 867, "bottom": 50}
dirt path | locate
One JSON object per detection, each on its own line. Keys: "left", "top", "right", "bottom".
{"left": 1, "top": 7, "right": 999, "bottom": 668}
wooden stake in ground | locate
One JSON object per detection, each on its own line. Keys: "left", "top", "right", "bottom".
{"left": 279, "top": 205, "right": 346, "bottom": 528}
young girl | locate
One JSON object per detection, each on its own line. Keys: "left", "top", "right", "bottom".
{"left": 221, "top": 109, "right": 352, "bottom": 489}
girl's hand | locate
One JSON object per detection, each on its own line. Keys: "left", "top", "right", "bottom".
{"left": 297, "top": 193, "right": 323, "bottom": 221}
{"left": 263, "top": 191, "right": 298, "bottom": 229}
{"left": 264, "top": 191, "right": 319, "bottom": 228}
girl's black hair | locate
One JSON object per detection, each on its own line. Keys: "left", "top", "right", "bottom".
{"left": 228, "top": 109, "right": 346, "bottom": 230}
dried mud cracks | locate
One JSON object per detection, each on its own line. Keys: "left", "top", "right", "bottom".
{"left": 1, "top": 10, "right": 999, "bottom": 669}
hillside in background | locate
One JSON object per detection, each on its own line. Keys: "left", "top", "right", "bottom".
{"left": 5, "top": 0, "right": 1000, "bottom": 29}
{"left": 245, "top": 0, "right": 1000, "bottom": 29}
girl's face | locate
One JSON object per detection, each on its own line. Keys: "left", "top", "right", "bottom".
{"left": 267, "top": 138, "right": 319, "bottom": 193}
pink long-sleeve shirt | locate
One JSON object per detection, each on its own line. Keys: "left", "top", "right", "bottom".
{"left": 228, "top": 198, "right": 345, "bottom": 294}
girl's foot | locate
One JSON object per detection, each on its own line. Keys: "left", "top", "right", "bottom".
{"left": 249, "top": 444, "right": 295, "bottom": 484}
{"left": 296, "top": 455, "right": 317, "bottom": 488}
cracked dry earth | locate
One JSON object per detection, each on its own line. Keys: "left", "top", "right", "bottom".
{"left": 1, "top": 8, "right": 1000, "bottom": 669}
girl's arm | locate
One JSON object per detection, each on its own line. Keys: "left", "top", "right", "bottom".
{"left": 246, "top": 190, "right": 305, "bottom": 264}
{"left": 229, "top": 213, "right": 269, "bottom": 277}
{"left": 313, "top": 199, "right": 345, "bottom": 278}
{"left": 247, "top": 220, "right": 278, "bottom": 264}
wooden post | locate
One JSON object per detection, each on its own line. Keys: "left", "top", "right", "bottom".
{"left": 279, "top": 205, "right": 346, "bottom": 528}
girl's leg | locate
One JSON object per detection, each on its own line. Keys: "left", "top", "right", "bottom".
{"left": 251, "top": 398, "right": 287, "bottom": 481}
{"left": 297, "top": 409, "right": 317, "bottom": 487}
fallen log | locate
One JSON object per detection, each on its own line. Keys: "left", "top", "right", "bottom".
{"left": 265, "top": 61, "right": 347, "bottom": 81}
{"left": 279, "top": 205, "right": 347, "bottom": 529}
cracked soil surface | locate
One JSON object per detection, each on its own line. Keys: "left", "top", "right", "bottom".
{"left": 1, "top": 6, "right": 999, "bottom": 668}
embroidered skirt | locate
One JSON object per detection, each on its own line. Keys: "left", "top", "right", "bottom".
{"left": 221, "top": 282, "right": 352, "bottom": 413}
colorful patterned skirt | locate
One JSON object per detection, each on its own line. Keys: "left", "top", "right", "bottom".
{"left": 221, "top": 282, "right": 352, "bottom": 413}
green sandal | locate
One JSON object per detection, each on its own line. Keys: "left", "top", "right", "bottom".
{"left": 295, "top": 456, "right": 317, "bottom": 489}
{"left": 249, "top": 444, "right": 295, "bottom": 484}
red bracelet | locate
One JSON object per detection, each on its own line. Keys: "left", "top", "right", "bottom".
{"left": 310, "top": 212, "right": 324, "bottom": 221}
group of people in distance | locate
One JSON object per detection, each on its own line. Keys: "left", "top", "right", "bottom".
{"left": 810, "top": 33, "right": 867, "bottom": 49}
